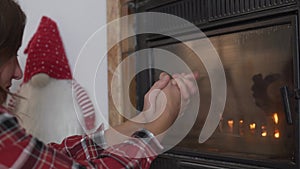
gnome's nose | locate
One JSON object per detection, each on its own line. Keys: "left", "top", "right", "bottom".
{"left": 30, "top": 73, "right": 51, "bottom": 88}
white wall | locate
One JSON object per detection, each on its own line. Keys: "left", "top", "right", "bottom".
{"left": 13, "top": 0, "right": 109, "bottom": 127}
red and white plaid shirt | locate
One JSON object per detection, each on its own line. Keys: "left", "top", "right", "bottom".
{"left": 0, "top": 107, "right": 162, "bottom": 169}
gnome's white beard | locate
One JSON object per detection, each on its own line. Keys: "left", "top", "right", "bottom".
{"left": 16, "top": 79, "right": 84, "bottom": 143}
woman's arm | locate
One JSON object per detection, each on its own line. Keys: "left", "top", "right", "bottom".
{"left": 104, "top": 72, "right": 198, "bottom": 146}
{"left": 0, "top": 72, "right": 197, "bottom": 169}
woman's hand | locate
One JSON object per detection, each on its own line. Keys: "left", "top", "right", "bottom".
{"left": 172, "top": 72, "right": 199, "bottom": 116}
{"left": 104, "top": 71, "right": 198, "bottom": 145}
{"left": 141, "top": 72, "right": 171, "bottom": 123}
{"left": 143, "top": 72, "right": 199, "bottom": 136}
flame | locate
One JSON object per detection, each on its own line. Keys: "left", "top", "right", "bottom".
{"left": 228, "top": 120, "right": 234, "bottom": 129}
{"left": 261, "top": 126, "right": 267, "bottom": 137}
{"left": 239, "top": 120, "right": 243, "bottom": 124}
{"left": 274, "top": 129, "right": 280, "bottom": 138}
{"left": 273, "top": 113, "right": 279, "bottom": 124}
{"left": 249, "top": 123, "right": 256, "bottom": 130}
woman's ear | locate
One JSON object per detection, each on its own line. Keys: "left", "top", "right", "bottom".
{"left": 30, "top": 73, "right": 51, "bottom": 88}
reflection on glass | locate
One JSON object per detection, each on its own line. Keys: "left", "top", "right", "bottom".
{"left": 155, "top": 24, "right": 295, "bottom": 162}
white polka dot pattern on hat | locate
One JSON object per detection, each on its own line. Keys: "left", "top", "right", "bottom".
{"left": 23, "top": 16, "right": 72, "bottom": 83}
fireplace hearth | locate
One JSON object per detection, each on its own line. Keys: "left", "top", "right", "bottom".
{"left": 132, "top": 0, "right": 300, "bottom": 168}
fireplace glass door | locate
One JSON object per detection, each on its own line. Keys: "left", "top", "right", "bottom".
{"left": 151, "top": 17, "right": 297, "bottom": 165}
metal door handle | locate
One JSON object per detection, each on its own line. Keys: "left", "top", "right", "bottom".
{"left": 280, "top": 86, "right": 293, "bottom": 125}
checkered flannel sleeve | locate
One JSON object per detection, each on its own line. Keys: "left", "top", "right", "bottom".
{"left": 0, "top": 111, "right": 163, "bottom": 169}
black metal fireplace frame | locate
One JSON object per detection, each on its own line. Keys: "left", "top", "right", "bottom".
{"left": 134, "top": 0, "right": 300, "bottom": 168}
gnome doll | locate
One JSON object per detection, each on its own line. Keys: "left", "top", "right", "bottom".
{"left": 10, "top": 16, "right": 96, "bottom": 143}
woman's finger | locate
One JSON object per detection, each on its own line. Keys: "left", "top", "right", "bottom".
{"left": 152, "top": 73, "right": 170, "bottom": 89}
{"left": 173, "top": 71, "right": 199, "bottom": 81}
{"left": 172, "top": 73, "right": 181, "bottom": 79}
{"left": 182, "top": 76, "right": 198, "bottom": 95}
{"left": 172, "top": 73, "right": 186, "bottom": 85}
{"left": 174, "top": 76, "right": 190, "bottom": 100}
{"left": 175, "top": 73, "right": 198, "bottom": 96}
{"left": 159, "top": 72, "right": 169, "bottom": 80}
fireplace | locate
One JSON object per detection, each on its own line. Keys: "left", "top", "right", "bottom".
{"left": 133, "top": 0, "right": 300, "bottom": 168}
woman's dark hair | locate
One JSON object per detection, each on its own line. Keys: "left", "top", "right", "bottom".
{"left": 0, "top": 0, "right": 26, "bottom": 64}
{"left": 0, "top": 0, "right": 26, "bottom": 104}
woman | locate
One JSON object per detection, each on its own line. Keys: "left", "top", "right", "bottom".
{"left": 0, "top": 0, "right": 198, "bottom": 168}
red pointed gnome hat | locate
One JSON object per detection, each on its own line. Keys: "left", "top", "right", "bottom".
{"left": 23, "top": 16, "right": 72, "bottom": 83}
